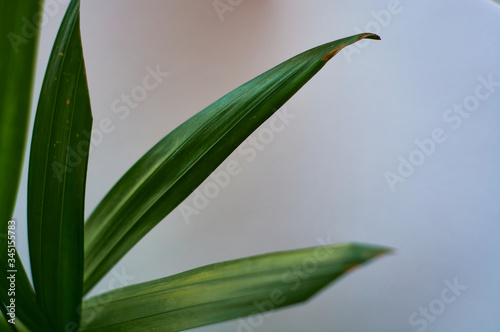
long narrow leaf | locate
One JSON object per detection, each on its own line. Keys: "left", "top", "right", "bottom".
{"left": 0, "top": 301, "right": 16, "bottom": 332}
{"left": 0, "top": 249, "right": 52, "bottom": 331}
{"left": 83, "top": 33, "right": 380, "bottom": 293}
{"left": 0, "top": 0, "right": 53, "bottom": 330}
{"left": 0, "top": 0, "right": 40, "bottom": 249}
{"left": 80, "top": 242, "right": 389, "bottom": 331}
{"left": 27, "top": 0, "right": 92, "bottom": 330}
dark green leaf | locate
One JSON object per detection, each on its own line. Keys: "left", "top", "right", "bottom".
{"left": 0, "top": 249, "right": 52, "bottom": 331}
{"left": 83, "top": 33, "right": 380, "bottom": 294}
{"left": 0, "top": 301, "right": 17, "bottom": 332}
{"left": 27, "top": 0, "right": 92, "bottom": 329}
{"left": 0, "top": 0, "right": 53, "bottom": 330}
{"left": 80, "top": 243, "right": 389, "bottom": 331}
{"left": 0, "top": 0, "right": 40, "bottom": 286}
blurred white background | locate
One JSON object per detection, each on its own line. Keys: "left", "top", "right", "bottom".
{"left": 12, "top": 0, "right": 500, "bottom": 331}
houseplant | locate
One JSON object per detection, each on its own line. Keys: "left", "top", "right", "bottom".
{"left": 1, "top": 0, "right": 388, "bottom": 330}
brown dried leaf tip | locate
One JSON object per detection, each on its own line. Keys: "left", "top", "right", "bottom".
{"left": 322, "top": 33, "right": 381, "bottom": 61}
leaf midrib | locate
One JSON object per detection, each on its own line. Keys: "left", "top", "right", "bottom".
{"left": 84, "top": 63, "right": 308, "bottom": 283}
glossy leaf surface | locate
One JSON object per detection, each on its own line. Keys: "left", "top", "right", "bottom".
{"left": 83, "top": 33, "right": 380, "bottom": 294}
{"left": 27, "top": 0, "right": 92, "bottom": 329}
{"left": 81, "top": 243, "right": 389, "bottom": 331}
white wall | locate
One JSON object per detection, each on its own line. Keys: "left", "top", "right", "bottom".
{"left": 13, "top": 0, "right": 500, "bottom": 331}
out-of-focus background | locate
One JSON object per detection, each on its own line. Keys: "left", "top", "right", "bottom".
{"left": 13, "top": 0, "right": 500, "bottom": 331}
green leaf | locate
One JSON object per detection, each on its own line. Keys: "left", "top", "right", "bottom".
{"left": 0, "top": 0, "right": 52, "bottom": 330}
{"left": 0, "top": 249, "right": 52, "bottom": 331}
{"left": 83, "top": 33, "right": 381, "bottom": 293}
{"left": 0, "top": 0, "right": 40, "bottom": 278}
{"left": 27, "top": 0, "right": 92, "bottom": 330}
{"left": 0, "top": 301, "right": 16, "bottom": 332}
{"left": 80, "top": 243, "right": 389, "bottom": 331}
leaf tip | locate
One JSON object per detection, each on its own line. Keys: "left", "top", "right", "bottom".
{"left": 362, "top": 33, "right": 381, "bottom": 41}
{"left": 321, "top": 33, "right": 381, "bottom": 61}
{"left": 351, "top": 243, "right": 393, "bottom": 261}
{"left": 368, "top": 245, "right": 393, "bottom": 258}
